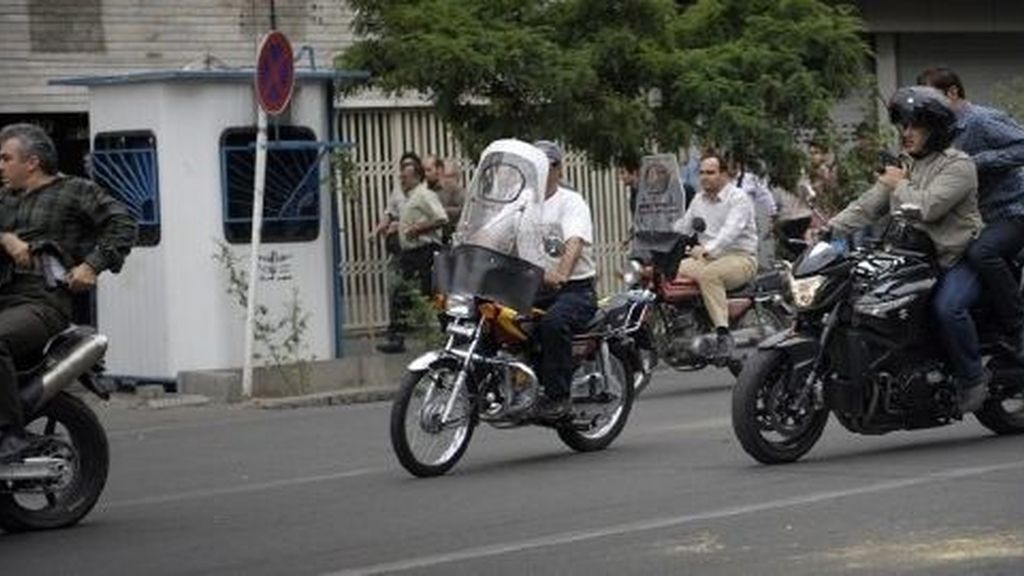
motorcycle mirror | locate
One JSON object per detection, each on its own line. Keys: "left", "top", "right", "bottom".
{"left": 692, "top": 217, "right": 707, "bottom": 233}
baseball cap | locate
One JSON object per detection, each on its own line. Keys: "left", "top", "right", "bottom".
{"left": 534, "top": 140, "right": 563, "bottom": 165}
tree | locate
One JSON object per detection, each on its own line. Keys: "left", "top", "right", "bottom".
{"left": 340, "top": 0, "right": 869, "bottom": 188}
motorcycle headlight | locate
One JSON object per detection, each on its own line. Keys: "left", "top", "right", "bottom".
{"left": 790, "top": 275, "right": 825, "bottom": 309}
{"left": 445, "top": 293, "right": 475, "bottom": 319}
{"left": 622, "top": 260, "right": 644, "bottom": 287}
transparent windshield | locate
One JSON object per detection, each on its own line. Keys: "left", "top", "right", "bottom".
{"left": 453, "top": 140, "right": 547, "bottom": 260}
{"left": 634, "top": 154, "right": 686, "bottom": 234}
{"left": 439, "top": 140, "right": 548, "bottom": 311}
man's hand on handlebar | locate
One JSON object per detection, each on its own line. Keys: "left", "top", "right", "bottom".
{"left": 66, "top": 262, "right": 97, "bottom": 293}
{"left": 686, "top": 245, "right": 708, "bottom": 260}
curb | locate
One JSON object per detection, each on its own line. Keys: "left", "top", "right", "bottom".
{"left": 246, "top": 386, "right": 397, "bottom": 410}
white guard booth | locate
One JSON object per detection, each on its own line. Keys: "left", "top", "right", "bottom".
{"left": 51, "top": 69, "right": 363, "bottom": 385}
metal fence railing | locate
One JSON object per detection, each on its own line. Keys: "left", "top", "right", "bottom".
{"left": 338, "top": 107, "right": 632, "bottom": 334}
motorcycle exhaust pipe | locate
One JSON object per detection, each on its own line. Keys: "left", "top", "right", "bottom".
{"left": 21, "top": 333, "right": 108, "bottom": 413}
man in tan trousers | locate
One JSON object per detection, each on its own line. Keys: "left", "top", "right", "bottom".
{"left": 673, "top": 151, "right": 759, "bottom": 359}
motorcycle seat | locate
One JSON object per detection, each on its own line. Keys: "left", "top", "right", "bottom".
{"left": 662, "top": 276, "right": 758, "bottom": 300}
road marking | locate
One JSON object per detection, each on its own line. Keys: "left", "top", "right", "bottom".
{"left": 104, "top": 467, "right": 383, "bottom": 509}
{"left": 323, "top": 459, "right": 1024, "bottom": 576}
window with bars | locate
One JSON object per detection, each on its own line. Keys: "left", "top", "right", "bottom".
{"left": 220, "top": 126, "right": 321, "bottom": 243}
{"left": 91, "top": 131, "right": 160, "bottom": 246}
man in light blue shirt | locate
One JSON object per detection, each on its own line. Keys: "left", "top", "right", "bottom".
{"left": 919, "top": 67, "right": 1024, "bottom": 354}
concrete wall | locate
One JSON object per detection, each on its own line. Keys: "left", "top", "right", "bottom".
{"left": 92, "top": 76, "right": 336, "bottom": 379}
{"left": 0, "top": 0, "right": 355, "bottom": 113}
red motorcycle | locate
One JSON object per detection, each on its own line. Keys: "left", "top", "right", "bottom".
{"left": 625, "top": 218, "right": 792, "bottom": 385}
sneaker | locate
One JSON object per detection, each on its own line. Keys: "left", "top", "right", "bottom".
{"left": 375, "top": 336, "right": 406, "bottom": 354}
{"left": 958, "top": 370, "right": 991, "bottom": 415}
{"left": 534, "top": 396, "right": 572, "bottom": 421}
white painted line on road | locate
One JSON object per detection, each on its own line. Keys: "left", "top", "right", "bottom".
{"left": 324, "top": 459, "right": 1024, "bottom": 576}
{"left": 641, "top": 417, "right": 731, "bottom": 434}
{"left": 105, "top": 467, "right": 383, "bottom": 509}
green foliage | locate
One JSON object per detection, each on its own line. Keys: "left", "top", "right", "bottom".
{"left": 992, "top": 76, "right": 1024, "bottom": 122}
{"left": 212, "top": 241, "right": 314, "bottom": 395}
{"left": 340, "top": 0, "right": 869, "bottom": 188}
{"left": 388, "top": 269, "right": 445, "bottom": 348}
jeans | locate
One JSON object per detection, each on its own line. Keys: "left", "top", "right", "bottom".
{"left": 535, "top": 280, "right": 598, "bottom": 400}
{"left": 965, "top": 217, "right": 1024, "bottom": 333}
{"left": 0, "top": 303, "right": 68, "bottom": 432}
{"left": 932, "top": 262, "right": 983, "bottom": 384}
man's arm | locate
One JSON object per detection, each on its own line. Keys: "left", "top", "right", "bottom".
{"left": 830, "top": 179, "right": 892, "bottom": 235}
{"left": 78, "top": 181, "right": 138, "bottom": 274}
{"left": 894, "top": 156, "right": 978, "bottom": 223}
{"left": 973, "top": 111, "right": 1024, "bottom": 171}
{"left": 546, "top": 237, "right": 584, "bottom": 286}
{"left": 405, "top": 190, "right": 449, "bottom": 238}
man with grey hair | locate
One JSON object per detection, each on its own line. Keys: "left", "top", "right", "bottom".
{"left": 0, "top": 123, "right": 137, "bottom": 461}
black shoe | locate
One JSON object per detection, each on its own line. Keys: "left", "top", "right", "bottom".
{"left": 958, "top": 370, "right": 991, "bottom": 415}
{"left": 375, "top": 337, "right": 406, "bottom": 354}
{"left": 0, "top": 432, "right": 32, "bottom": 464}
{"left": 715, "top": 332, "right": 735, "bottom": 361}
{"left": 534, "top": 396, "right": 572, "bottom": 421}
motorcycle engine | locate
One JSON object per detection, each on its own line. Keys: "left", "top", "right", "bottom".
{"left": 876, "top": 362, "right": 956, "bottom": 425}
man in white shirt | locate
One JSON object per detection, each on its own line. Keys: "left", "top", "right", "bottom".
{"left": 528, "top": 140, "right": 598, "bottom": 419}
{"left": 673, "top": 152, "right": 759, "bottom": 358}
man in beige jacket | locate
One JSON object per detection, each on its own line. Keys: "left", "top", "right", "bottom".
{"left": 829, "top": 86, "right": 987, "bottom": 414}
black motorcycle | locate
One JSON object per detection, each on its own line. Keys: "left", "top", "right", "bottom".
{"left": 732, "top": 212, "right": 1024, "bottom": 464}
{"left": 0, "top": 249, "right": 112, "bottom": 532}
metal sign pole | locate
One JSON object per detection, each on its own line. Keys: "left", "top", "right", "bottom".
{"left": 242, "top": 106, "right": 268, "bottom": 399}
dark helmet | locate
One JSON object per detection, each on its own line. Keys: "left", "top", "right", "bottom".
{"left": 888, "top": 86, "right": 959, "bottom": 155}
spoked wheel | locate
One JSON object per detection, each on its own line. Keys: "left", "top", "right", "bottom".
{"left": 0, "top": 392, "right": 109, "bottom": 532}
{"left": 729, "top": 305, "right": 790, "bottom": 377}
{"left": 731, "top": 350, "right": 828, "bottom": 464}
{"left": 390, "top": 360, "right": 475, "bottom": 477}
{"left": 633, "top": 324, "right": 658, "bottom": 396}
{"left": 558, "top": 348, "right": 634, "bottom": 452}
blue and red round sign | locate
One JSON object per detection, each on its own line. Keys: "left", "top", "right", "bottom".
{"left": 256, "top": 31, "right": 295, "bottom": 116}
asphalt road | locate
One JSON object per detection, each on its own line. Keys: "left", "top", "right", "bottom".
{"left": 2, "top": 368, "right": 1022, "bottom": 575}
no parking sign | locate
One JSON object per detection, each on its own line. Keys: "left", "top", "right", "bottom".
{"left": 256, "top": 30, "right": 295, "bottom": 115}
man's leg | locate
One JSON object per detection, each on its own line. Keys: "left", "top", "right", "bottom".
{"left": 698, "top": 254, "right": 758, "bottom": 357}
{"left": 0, "top": 304, "right": 67, "bottom": 458}
{"left": 932, "top": 262, "right": 986, "bottom": 413}
{"left": 965, "top": 218, "right": 1024, "bottom": 340}
{"left": 536, "top": 285, "right": 597, "bottom": 413}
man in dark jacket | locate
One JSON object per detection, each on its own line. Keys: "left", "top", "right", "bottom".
{"left": 0, "top": 123, "right": 137, "bottom": 461}
{"left": 919, "top": 67, "right": 1024, "bottom": 355}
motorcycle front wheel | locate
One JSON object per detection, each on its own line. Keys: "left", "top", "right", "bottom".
{"left": 558, "top": 348, "right": 634, "bottom": 452}
{"left": 390, "top": 360, "right": 475, "bottom": 477}
{"left": 731, "top": 349, "right": 828, "bottom": 464}
{"left": 0, "top": 391, "right": 109, "bottom": 532}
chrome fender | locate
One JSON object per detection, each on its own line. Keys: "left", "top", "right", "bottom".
{"left": 407, "top": 351, "right": 444, "bottom": 372}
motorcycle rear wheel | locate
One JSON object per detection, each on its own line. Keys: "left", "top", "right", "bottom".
{"left": 0, "top": 391, "right": 109, "bottom": 533}
{"left": 558, "top": 348, "right": 634, "bottom": 452}
{"left": 731, "top": 349, "right": 828, "bottom": 464}
{"left": 974, "top": 389, "right": 1024, "bottom": 435}
{"left": 390, "top": 360, "right": 475, "bottom": 478}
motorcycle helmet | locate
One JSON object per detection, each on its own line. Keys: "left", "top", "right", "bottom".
{"left": 887, "top": 86, "right": 959, "bottom": 156}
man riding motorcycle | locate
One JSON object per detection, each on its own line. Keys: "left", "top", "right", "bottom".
{"left": 0, "top": 123, "right": 137, "bottom": 462}
{"left": 527, "top": 140, "right": 598, "bottom": 419}
{"left": 672, "top": 151, "right": 759, "bottom": 360}
{"left": 825, "top": 86, "right": 987, "bottom": 414}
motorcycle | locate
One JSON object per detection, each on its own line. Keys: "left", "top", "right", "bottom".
{"left": 0, "top": 248, "right": 112, "bottom": 532}
{"left": 389, "top": 139, "right": 642, "bottom": 477}
{"left": 731, "top": 208, "right": 1024, "bottom": 464}
{"left": 625, "top": 218, "right": 792, "bottom": 383}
